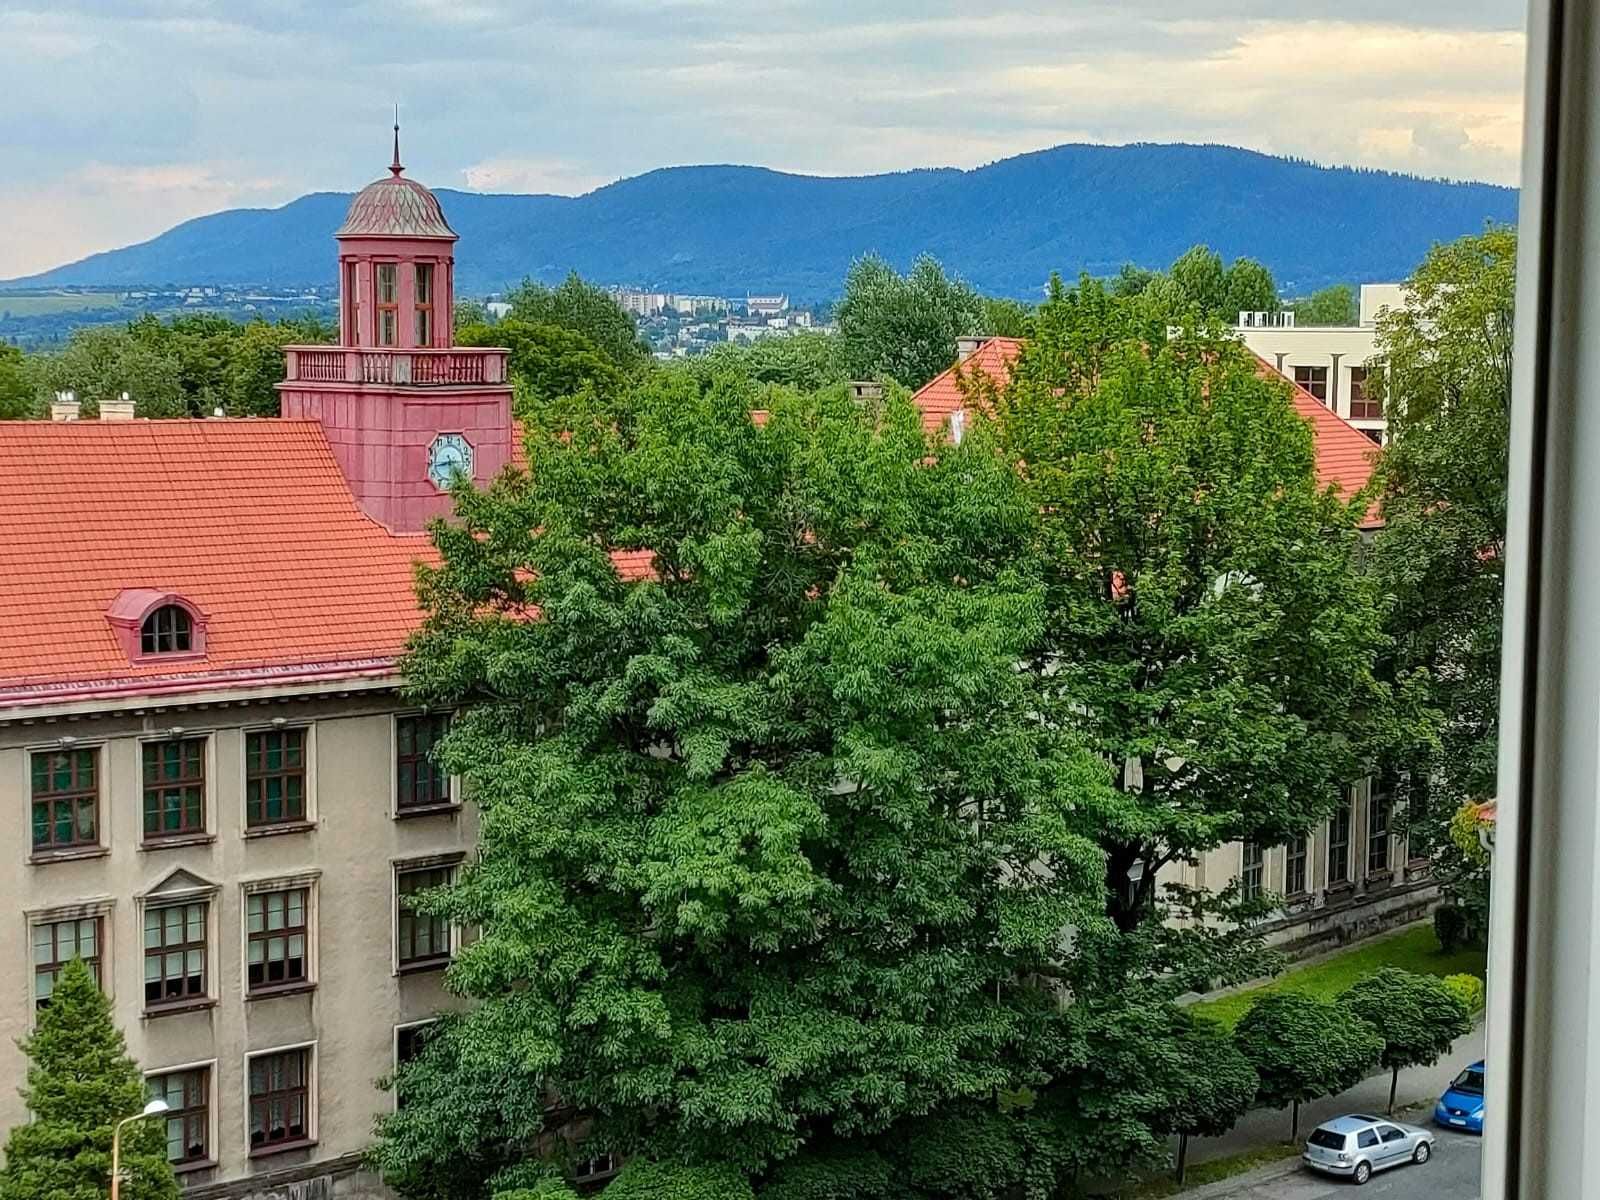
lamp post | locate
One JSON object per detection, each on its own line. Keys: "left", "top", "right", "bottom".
{"left": 110, "top": 1098, "right": 169, "bottom": 1200}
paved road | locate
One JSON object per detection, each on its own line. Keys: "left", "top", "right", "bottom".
{"left": 1193, "top": 1128, "right": 1480, "bottom": 1198}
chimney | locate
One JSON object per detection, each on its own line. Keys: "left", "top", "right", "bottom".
{"left": 956, "top": 335, "right": 987, "bottom": 362}
{"left": 848, "top": 380, "right": 884, "bottom": 403}
{"left": 50, "top": 390, "right": 80, "bottom": 422}
{"left": 100, "top": 391, "right": 136, "bottom": 421}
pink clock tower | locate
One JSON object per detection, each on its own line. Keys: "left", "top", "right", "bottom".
{"left": 278, "top": 128, "right": 513, "bottom": 532}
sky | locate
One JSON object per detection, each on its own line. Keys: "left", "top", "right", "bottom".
{"left": 0, "top": 0, "right": 1528, "bottom": 279}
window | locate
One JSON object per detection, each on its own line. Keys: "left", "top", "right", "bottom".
{"left": 395, "top": 1021, "right": 435, "bottom": 1068}
{"left": 1379, "top": 1125, "right": 1407, "bottom": 1144}
{"left": 1367, "top": 791, "right": 1392, "bottom": 875}
{"left": 396, "top": 713, "right": 451, "bottom": 810}
{"left": 1284, "top": 834, "right": 1309, "bottom": 896}
{"left": 144, "top": 902, "right": 207, "bottom": 1009}
{"left": 376, "top": 263, "right": 398, "bottom": 346}
{"left": 575, "top": 1153, "right": 620, "bottom": 1183}
{"left": 247, "top": 889, "right": 308, "bottom": 992}
{"left": 140, "top": 605, "right": 193, "bottom": 654}
{"left": 33, "top": 917, "right": 101, "bottom": 1007}
{"left": 414, "top": 262, "right": 434, "bottom": 345}
{"left": 1348, "top": 365, "right": 1381, "bottom": 420}
{"left": 245, "top": 729, "right": 306, "bottom": 828}
{"left": 345, "top": 260, "right": 360, "bottom": 346}
{"left": 248, "top": 1048, "right": 311, "bottom": 1151}
{"left": 1328, "top": 798, "right": 1352, "bottom": 885}
{"left": 148, "top": 1068, "right": 209, "bottom": 1165}
{"left": 1240, "top": 841, "right": 1263, "bottom": 900}
{"left": 30, "top": 748, "right": 98, "bottom": 852}
{"left": 396, "top": 866, "right": 452, "bottom": 970}
{"left": 1294, "top": 364, "right": 1329, "bottom": 402}
{"left": 143, "top": 739, "right": 205, "bottom": 839}
{"left": 1357, "top": 1129, "right": 1379, "bottom": 1150}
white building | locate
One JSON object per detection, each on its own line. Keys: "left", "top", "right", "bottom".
{"left": 1234, "top": 283, "right": 1405, "bottom": 444}
{"left": 746, "top": 293, "right": 789, "bottom": 318}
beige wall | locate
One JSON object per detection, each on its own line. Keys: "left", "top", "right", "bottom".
{"left": 0, "top": 688, "right": 473, "bottom": 1193}
{"left": 1235, "top": 325, "right": 1387, "bottom": 439}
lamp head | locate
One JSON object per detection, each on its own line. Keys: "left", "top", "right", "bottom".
{"left": 141, "top": 1098, "right": 170, "bottom": 1118}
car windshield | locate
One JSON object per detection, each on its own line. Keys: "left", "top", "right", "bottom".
{"left": 1307, "top": 1129, "right": 1347, "bottom": 1149}
{"left": 1452, "top": 1068, "right": 1486, "bottom": 1095}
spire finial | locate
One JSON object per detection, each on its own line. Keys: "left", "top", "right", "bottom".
{"left": 390, "top": 105, "right": 403, "bottom": 177}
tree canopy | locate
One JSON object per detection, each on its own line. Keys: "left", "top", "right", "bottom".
{"left": 1289, "top": 284, "right": 1358, "bottom": 326}
{"left": 457, "top": 318, "right": 625, "bottom": 418}
{"left": 1340, "top": 968, "right": 1472, "bottom": 1112}
{"left": 504, "top": 272, "right": 651, "bottom": 371}
{"left": 834, "top": 254, "right": 983, "bottom": 390}
{"left": 0, "top": 959, "right": 178, "bottom": 1200}
{"left": 1234, "top": 992, "right": 1383, "bottom": 1139}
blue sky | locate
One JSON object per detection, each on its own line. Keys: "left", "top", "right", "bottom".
{"left": 0, "top": 1, "right": 1527, "bottom": 278}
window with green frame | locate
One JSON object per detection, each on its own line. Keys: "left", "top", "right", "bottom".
{"left": 143, "top": 739, "right": 205, "bottom": 839}
{"left": 30, "top": 748, "right": 98, "bottom": 852}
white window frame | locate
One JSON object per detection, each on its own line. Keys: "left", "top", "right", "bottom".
{"left": 144, "top": 1058, "right": 218, "bottom": 1172}
{"left": 238, "top": 720, "right": 317, "bottom": 835}
{"left": 239, "top": 871, "right": 320, "bottom": 997}
{"left": 242, "top": 1040, "right": 317, "bottom": 1155}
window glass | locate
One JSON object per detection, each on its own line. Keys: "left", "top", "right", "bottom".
{"left": 1307, "top": 1129, "right": 1345, "bottom": 1149}
{"left": 397, "top": 866, "right": 452, "bottom": 969}
{"left": 143, "top": 739, "right": 205, "bottom": 838}
{"left": 245, "top": 730, "right": 306, "bottom": 827}
{"left": 396, "top": 713, "right": 451, "bottom": 809}
{"left": 246, "top": 888, "right": 309, "bottom": 991}
{"left": 30, "top": 749, "right": 98, "bottom": 852}
{"left": 140, "top": 605, "right": 192, "bottom": 654}
{"left": 144, "top": 901, "right": 207, "bottom": 1008}
{"left": 248, "top": 1048, "right": 309, "bottom": 1149}
{"left": 1357, "top": 1129, "right": 1379, "bottom": 1149}
{"left": 148, "top": 1068, "right": 209, "bottom": 1163}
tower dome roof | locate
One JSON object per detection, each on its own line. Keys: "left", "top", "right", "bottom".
{"left": 336, "top": 173, "right": 456, "bottom": 240}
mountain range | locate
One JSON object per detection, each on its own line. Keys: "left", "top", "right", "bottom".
{"left": 4, "top": 143, "right": 1519, "bottom": 299}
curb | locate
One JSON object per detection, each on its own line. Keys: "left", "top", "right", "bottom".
{"left": 1177, "top": 1155, "right": 1304, "bottom": 1199}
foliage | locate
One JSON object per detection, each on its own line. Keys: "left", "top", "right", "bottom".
{"left": 377, "top": 368, "right": 1108, "bottom": 1192}
{"left": 1289, "top": 284, "right": 1357, "bottom": 325}
{"left": 505, "top": 272, "right": 651, "bottom": 371}
{"left": 1157, "top": 1016, "right": 1258, "bottom": 1140}
{"left": 1441, "top": 973, "right": 1486, "bottom": 1015}
{"left": 495, "top": 1184, "right": 581, "bottom": 1200}
{"left": 979, "top": 296, "right": 1032, "bottom": 339}
{"left": 603, "top": 1160, "right": 756, "bottom": 1200}
{"left": 1370, "top": 226, "right": 1515, "bottom": 925}
{"left": 834, "top": 253, "right": 983, "bottom": 389}
{"left": 1448, "top": 800, "right": 1493, "bottom": 869}
{"left": 1189, "top": 923, "right": 1488, "bottom": 1030}
{"left": 458, "top": 318, "right": 625, "bottom": 416}
{"left": 1220, "top": 258, "right": 1278, "bottom": 319}
{"left": 1339, "top": 968, "right": 1472, "bottom": 1107}
{"left": 983, "top": 274, "right": 1413, "bottom": 938}
{"left": 1233, "top": 992, "right": 1383, "bottom": 1111}
{"left": 757, "top": 1146, "right": 896, "bottom": 1200}
{"left": 0, "top": 342, "right": 34, "bottom": 418}
{"left": 1108, "top": 247, "right": 1280, "bottom": 324}
{"left": 0, "top": 959, "right": 179, "bottom": 1200}
{"left": 1433, "top": 905, "right": 1480, "bottom": 954}
{"left": 690, "top": 333, "right": 847, "bottom": 392}
{"left": 1167, "top": 246, "right": 1227, "bottom": 315}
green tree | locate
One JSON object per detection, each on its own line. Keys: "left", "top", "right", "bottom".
{"left": 1108, "top": 264, "right": 1158, "bottom": 298}
{"left": 1221, "top": 257, "right": 1279, "bottom": 319}
{"left": 834, "top": 254, "right": 983, "bottom": 389}
{"left": 457, "top": 319, "right": 624, "bottom": 416}
{"left": 1369, "top": 226, "right": 1515, "bottom": 935}
{"left": 0, "top": 959, "right": 179, "bottom": 1200}
{"left": 31, "top": 325, "right": 185, "bottom": 416}
{"left": 605, "top": 1161, "right": 756, "bottom": 1200}
{"left": 370, "top": 370, "right": 1106, "bottom": 1193}
{"left": 1234, "top": 992, "right": 1383, "bottom": 1140}
{"left": 985, "top": 277, "right": 1410, "bottom": 940}
{"left": 1168, "top": 245, "right": 1227, "bottom": 315}
{"left": 1290, "top": 284, "right": 1357, "bottom": 325}
{"left": 979, "top": 296, "right": 1032, "bottom": 339}
{"left": 1160, "top": 1017, "right": 1257, "bottom": 1184}
{"left": 1339, "top": 968, "right": 1472, "bottom": 1113}
{"left": 0, "top": 342, "right": 36, "bottom": 418}
{"left": 506, "top": 273, "right": 651, "bottom": 371}
{"left": 690, "top": 333, "right": 847, "bottom": 392}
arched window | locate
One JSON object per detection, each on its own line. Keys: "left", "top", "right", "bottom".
{"left": 141, "top": 605, "right": 193, "bottom": 655}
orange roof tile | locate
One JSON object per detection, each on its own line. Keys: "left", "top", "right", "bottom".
{"left": 911, "top": 338, "right": 1380, "bottom": 524}
{"left": 0, "top": 419, "right": 652, "bottom": 705}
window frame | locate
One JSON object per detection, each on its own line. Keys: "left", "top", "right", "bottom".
{"left": 244, "top": 1043, "right": 316, "bottom": 1155}
{"left": 375, "top": 261, "right": 399, "bottom": 347}
{"left": 393, "top": 711, "right": 456, "bottom": 815}
{"left": 1366, "top": 789, "right": 1392, "bottom": 877}
{"left": 1293, "top": 363, "right": 1329, "bottom": 402}
{"left": 394, "top": 856, "right": 462, "bottom": 974}
{"left": 140, "top": 604, "right": 194, "bottom": 655}
{"left": 240, "top": 873, "right": 319, "bottom": 999}
{"left": 1284, "top": 833, "right": 1309, "bottom": 897}
{"left": 31, "top": 913, "right": 104, "bottom": 1009}
{"left": 141, "top": 735, "right": 212, "bottom": 845}
{"left": 1240, "top": 840, "right": 1264, "bottom": 901}
{"left": 28, "top": 745, "right": 102, "bottom": 857}
{"left": 146, "top": 1061, "right": 215, "bottom": 1170}
{"left": 1327, "top": 795, "right": 1353, "bottom": 887}
{"left": 242, "top": 724, "right": 313, "bottom": 833}
{"left": 392, "top": 1018, "right": 439, "bottom": 1111}
{"left": 1348, "top": 364, "right": 1382, "bottom": 420}
{"left": 142, "top": 899, "right": 210, "bottom": 1014}
{"left": 414, "top": 261, "right": 435, "bottom": 346}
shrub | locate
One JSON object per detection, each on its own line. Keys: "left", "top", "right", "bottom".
{"left": 1433, "top": 904, "right": 1473, "bottom": 952}
{"left": 1442, "top": 973, "right": 1486, "bottom": 1015}
{"left": 1340, "top": 968, "right": 1473, "bottom": 1112}
{"left": 604, "top": 1161, "right": 756, "bottom": 1200}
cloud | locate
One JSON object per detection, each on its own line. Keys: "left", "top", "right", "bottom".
{"left": 0, "top": 2, "right": 1529, "bottom": 277}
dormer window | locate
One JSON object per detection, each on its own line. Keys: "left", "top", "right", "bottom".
{"left": 141, "top": 606, "right": 193, "bottom": 655}
{"left": 107, "top": 589, "right": 208, "bottom": 663}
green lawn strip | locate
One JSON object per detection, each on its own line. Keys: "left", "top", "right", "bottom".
{"left": 1188, "top": 924, "right": 1488, "bottom": 1030}
{"left": 1109, "top": 1144, "right": 1300, "bottom": 1198}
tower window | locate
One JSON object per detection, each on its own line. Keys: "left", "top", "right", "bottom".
{"left": 415, "top": 263, "right": 434, "bottom": 346}
{"left": 376, "top": 263, "right": 399, "bottom": 347}
{"left": 141, "top": 605, "right": 193, "bottom": 654}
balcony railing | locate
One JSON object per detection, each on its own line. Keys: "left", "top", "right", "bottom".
{"left": 282, "top": 346, "right": 509, "bottom": 387}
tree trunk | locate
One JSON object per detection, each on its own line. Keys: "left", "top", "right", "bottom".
{"left": 1389, "top": 1066, "right": 1399, "bottom": 1114}
{"left": 1176, "top": 1132, "right": 1189, "bottom": 1185}
{"left": 1291, "top": 1099, "right": 1301, "bottom": 1143}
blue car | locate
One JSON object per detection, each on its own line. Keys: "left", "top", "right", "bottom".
{"left": 1434, "top": 1061, "right": 1485, "bottom": 1133}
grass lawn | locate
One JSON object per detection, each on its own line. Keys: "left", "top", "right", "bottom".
{"left": 1188, "top": 923, "right": 1487, "bottom": 1030}
{"left": 0, "top": 291, "right": 123, "bottom": 317}
{"left": 1108, "top": 1144, "right": 1300, "bottom": 1198}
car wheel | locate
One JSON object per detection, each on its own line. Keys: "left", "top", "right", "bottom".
{"left": 1414, "top": 1141, "right": 1432, "bottom": 1164}
{"left": 1353, "top": 1161, "right": 1372, "bottom": 1185}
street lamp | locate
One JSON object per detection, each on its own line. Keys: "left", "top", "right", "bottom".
{"left": 111, "top": 1098, "right": 169, "bottom": 1200}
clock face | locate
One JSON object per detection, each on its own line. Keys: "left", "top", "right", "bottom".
{"left": 427, "top": 433, "right": 474, "bottom": 490}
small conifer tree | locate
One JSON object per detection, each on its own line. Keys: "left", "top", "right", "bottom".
{"left": 0, "top": 958, "right": 179, "bottom": 1200}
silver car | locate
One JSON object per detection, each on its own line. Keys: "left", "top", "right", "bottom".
{"left": 1302, "top": 1114, "right": 1437, "bottom": 1185}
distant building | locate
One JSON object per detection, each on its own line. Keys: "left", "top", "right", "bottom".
{"left": 1233, "top": 283, "right": 1403, "bottom": 443}
{"left": 745, "top": 293, "right": 789, "bottom": 318}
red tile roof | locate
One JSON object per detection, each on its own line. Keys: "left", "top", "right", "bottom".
{"left": 911, "top": 338, "right": 1380, "bottom": 523}
{"left": 0, "top": 419, "right": 650, "bottom": 705}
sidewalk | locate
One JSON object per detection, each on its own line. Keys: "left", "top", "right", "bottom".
{"left": 1181, "top": 1021, "right": 1485, "bottom": 1166}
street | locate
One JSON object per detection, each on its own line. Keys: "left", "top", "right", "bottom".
{"left": 1210, "top": 1129, "right": 1480, "bottom": 1198}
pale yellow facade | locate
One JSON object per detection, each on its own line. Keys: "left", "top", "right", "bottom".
{"left": 0, "top": 677, "right": 471, "bottom": 1197}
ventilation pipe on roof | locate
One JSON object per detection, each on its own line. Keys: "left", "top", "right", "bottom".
{"left": 50, "top": 391, "right": 80, "bottom": 421}
{"left": 100, "top": 392, "right": 136, "bottom": 421}
{"left": 956, "top": 335, "right": 987, "bottom": 362}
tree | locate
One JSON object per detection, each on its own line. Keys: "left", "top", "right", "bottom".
{"left": 0, "top": 342, "right": 35, "bottom": 418}
{"left": 1159, "top": 1017, "right": 1257, "bottom": 1183}
{"left": 1221, "top": 258, "right": 1278, "bottom": 319}
{"left": 984, "top": 277, "right": 1408, "bottom": 939}
{"left": 369, "top": 370, "right": 1107, "bottom": 1194}
{"left": 506, "top": 273, "right": 651, "bottom": 371}
{"left": 1369, "top": 226, "right": 1515, "bottom": 931}
{"left": 1234, "top": 992, "right": 1383, "bottom": 1140}
{"left": 1289, "top": 284, "right": 1357, "bottom": 326}
{"left": 1340, "top": 969, "right": 1472, "bottom": 1113}
{"left": 457, "top": 319, "right": 624, "bottom": 416}
{"left": 690, "top": 333, "right": 847, "bottom": 391}
{"left": 0, "top": 959, "right": 179, "bottom": 1200}
{"left": 834, "top": 254, "right": 984, "bottom": 389}
{"left": 605, "top": 1161, "right": 756, "bottom": 1200}
{"left": 979, "top": 296, "right": 1032, "bottom": 339}
{"left": 1168, "top": 245, "right": 1227, "bottom": 315}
